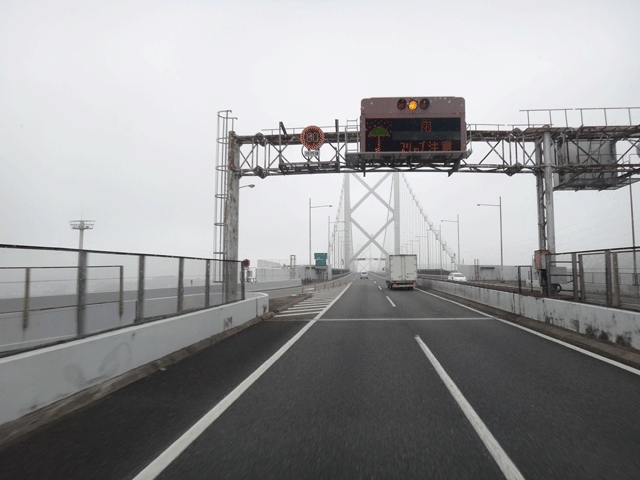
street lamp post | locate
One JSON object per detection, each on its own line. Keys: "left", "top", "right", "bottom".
{"left": 477, "top": 197, "right": 503, "bottom": 270}
{"left": 441, "top": 215, "right": 460, "bottom": 268}
{"left": 309, "top": 199, "right": 332, "bottom": 268}
{"left": 70, "top": 219, "right": 95, "bottom": 250}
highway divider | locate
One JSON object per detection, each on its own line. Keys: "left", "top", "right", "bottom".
{"left": 0, "top": 292, "right": 268, "bottom": 445}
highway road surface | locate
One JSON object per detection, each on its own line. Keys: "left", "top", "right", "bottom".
{"left": 1, "top": 272, "right": 640, "bottom": 479}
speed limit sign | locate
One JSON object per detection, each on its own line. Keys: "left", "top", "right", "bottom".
{"left": 300, "top": 125, "right": 325, "bottom": 150}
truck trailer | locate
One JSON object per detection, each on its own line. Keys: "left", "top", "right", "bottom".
{"left": 386, "top": 254, "right": 418, "bottom": 290}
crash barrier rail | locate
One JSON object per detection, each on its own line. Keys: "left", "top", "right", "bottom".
{"left": 544, "top": 247, "right": 640, "bottom": 311}
{"left": 0, "top": 244, "right": 243, "bottom": 353}
{"left": 420, "top": 265, "right": 536, "bottom": 295}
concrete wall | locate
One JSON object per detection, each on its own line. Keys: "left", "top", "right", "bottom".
{"left": 419, "top": 278, "right": 640, "bottom": 349}
{"left": 0, "top": 279, "right": 301, "bottom": 353}
{"left": 0, "top": 293, "right": 268, "bottom": 428}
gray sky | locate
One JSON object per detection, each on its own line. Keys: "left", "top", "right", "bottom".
{"left": 1, "top": 0, "right": 639, "bottom": 268}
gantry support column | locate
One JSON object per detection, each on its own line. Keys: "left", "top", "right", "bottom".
{"left": 344, "top": 174, "right": 352, "bottom": 271}
{"left": 535, "top": 140, "right": 547, "bottom": 251}
{"left": 542, "top": 130, "right": 556, "bottom": 254}
{"left": 223, "top": 132, "right": 240, "bottom": 303}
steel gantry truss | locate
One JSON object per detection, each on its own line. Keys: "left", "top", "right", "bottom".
{"left": 215, "top": 109, "right": 640, "bottom": 284}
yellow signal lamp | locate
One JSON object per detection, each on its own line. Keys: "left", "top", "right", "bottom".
{"left": 408, "top": 99, "right": 418, "bottom": 111}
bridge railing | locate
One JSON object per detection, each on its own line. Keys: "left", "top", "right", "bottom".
{"left": 0, "top": 244, "right": 243, "bottom": 355}
{"left": 543, "top": 247, "right": 640, "bottom": 312}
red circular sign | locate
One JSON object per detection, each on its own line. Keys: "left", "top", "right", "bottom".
{"left": 300, "top": 126, "right": 325, "bottom": 150}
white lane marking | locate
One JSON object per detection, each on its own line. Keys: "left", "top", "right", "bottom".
{"left": 386, "top": 296, "right": 396, "bottom": 307}
{"left": 275, "top": 311, "right": 324, "bottom": 317}
{"left": 419, "top": 289, "right": 640, "bottom": 376}
{"left": 415, "top": 335, "right": 526, "bottom": 480}
{"left": 492, "top": 318, "right": 640, "bottom": 377}
{"left": 314, "top": 282, "right": 353, "bottom": 320}
{"left": 378, "top": 286, "right": 382, "bottom": 291}
{"left": 285, "top": 305, "right": 330, "bottom": 311}
{"left": 133, "top": 324, "right": 318, "bottom": 479}
{"left": 416, "top": 288, "right": 493, "bottom": 317}
{"left": 318, "top": 317, "right": 490, "bottom": 322}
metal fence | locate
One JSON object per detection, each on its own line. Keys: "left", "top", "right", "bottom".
{"left": 0, "top": 244, "right": 243, "bottom": 354}
{"left": 545, "top": 247, "right": 640, "bottom": 311}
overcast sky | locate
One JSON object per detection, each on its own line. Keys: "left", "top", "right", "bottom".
{"left": 1, "top": 0, "right": 639, "bottom": 268}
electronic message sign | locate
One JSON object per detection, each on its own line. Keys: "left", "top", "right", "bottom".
{"left": 360, "top": 97, "right": 466, "bottom": 154}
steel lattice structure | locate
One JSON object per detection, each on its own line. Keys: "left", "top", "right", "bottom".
{"left": 231, "top": 123, "right": 640, "bottom": 187}
{"left": 215, "top": 109, "right": 640, "bottom": 284}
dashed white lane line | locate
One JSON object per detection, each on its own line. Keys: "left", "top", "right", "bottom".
{"left": 386, "top": 296, "right": 396, "bottom": 307}
{"left": 415, "top": 335, "right": 526, "bottom": 480}
{"left": 378, "top": 286, "right": 382, "bottom": 290}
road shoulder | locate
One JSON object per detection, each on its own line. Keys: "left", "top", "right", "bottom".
{"left": 416, "top": 287, "right": 640, "bottom": 371}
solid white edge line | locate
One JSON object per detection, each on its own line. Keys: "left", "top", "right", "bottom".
{"left": 492, "top": 317, "right": 640, "bottom": 377}
{"left": 386, "top": 296, "right": 396, "bottom": 307}
{"left": 417, "top": 288, "right": 640, "bottom": 376}
{"left": 313, "top": 282, "right": 353, "bottom": 320}
{"left": 318, "top": 317, "right": 490, "bottom": 322}
{"left": 415, "top": 335, "right": 525, "bottom": 480}
{"left": 133, "top": 323, "right": 319, "bottom": 479}
{"left": 416, "top": 288, "right": 493, "bottom": 318}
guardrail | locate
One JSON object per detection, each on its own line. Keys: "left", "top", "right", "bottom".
{"left": 545, "top": 247, "right": 640, "bottom": 311}
{"left": 0, "top": 244, "right": 243, "bottom": 353}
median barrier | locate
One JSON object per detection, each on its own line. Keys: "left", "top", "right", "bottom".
{"left": 0, "top": 292, "right": 268, "bottom": 438}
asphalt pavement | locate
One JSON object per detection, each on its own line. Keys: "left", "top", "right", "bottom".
{"left": 2, "top": 273, "right": 640, "bottom": 479}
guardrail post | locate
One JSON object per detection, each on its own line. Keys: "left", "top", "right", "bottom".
{"left": 241, "top": 263, "right": 245, "bottom": 300}
{"left": 578, "top": 254, "right": 586, "bottom": 301}
{"left": 612, "top": 252, "right": 621, "bottom": 308}
{"left": 119, "top": 265, "right": 124, "bottom": 317}
{"left": 205, "top": 260, "right": 211, "bottom": 308}
{"left": 136, "top": 255, "right": 145, "bottom": 322}
{"left": 178, "top": 257, "right": 184, "bottom": 313}
{"left": 76, "top": 250, "right": 87, "bottom": 337}
{"left": 23, "top": 267, "right": 30, "bottom": 330}
{"left": 605, "top": 250, "right": 612, "bottom": 307}
{"left": 571, "top": 253, "right": 579, "bottom": 302}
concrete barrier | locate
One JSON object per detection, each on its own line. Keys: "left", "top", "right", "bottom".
{"left": 0, "top": 293, "right": 232, "bottom": 353}
{"left": 0, "top": 293, "right": 268, "bottom": 429}
{"left": 419, "top": 278, "right": 640, "bottom": 349}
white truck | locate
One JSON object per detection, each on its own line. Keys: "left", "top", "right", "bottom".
{"left": 386, "top": 254, "right": 418, "bottom": 290}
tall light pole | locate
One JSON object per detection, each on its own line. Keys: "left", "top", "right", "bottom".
{"left": 70, "top": 219, "right": 95, "bottom": 250}
{"left": 477, "top": 197, "right": 503, "bottom": 269}
{"left": 441, "top": 215, "right": 460, "bottom": 268}
{"left": 629, "top": 155, "right": 638, "bottom": 286}
{"left": 309, "top": 199, "right": 332, "bottom": 267}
